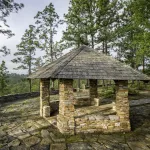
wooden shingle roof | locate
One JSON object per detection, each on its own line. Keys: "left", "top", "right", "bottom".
{"left": 28, "top": 45, "right": 150, "bottom": 80}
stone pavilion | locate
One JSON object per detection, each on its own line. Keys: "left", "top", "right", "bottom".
{"left": 28, "top": 45, "right": 150, "bottom": 135}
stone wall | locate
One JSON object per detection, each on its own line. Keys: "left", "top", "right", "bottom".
{"left": 75, "top": 114, "right": 125, "bottom": 134}
{"left": 74, "top": 97, "right": 90, "bottom": 106}
{"left": 57, "top": 79, "right": 75, "bottom": 135}
{"left": 0, "top": 92, "right": 40, "bottom": 103}
{"left": 115, "top": 80, "right": 131, "bottom": 131}
{"left": 56, "top": 79, "right": 131, "bottom": 135}
{"left": 57, "top": 79, "right": 131, "bottom": 135}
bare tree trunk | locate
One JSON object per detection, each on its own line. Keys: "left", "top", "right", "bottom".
{"left": 105, "top": 41, "right": 108, "bottom": 55}
{"left": 102, "top": 41, "right": 105, "bottom": 53}
{"left": 91, "top": 34, "right": 94, "bottom": 48}
{"left": 50, "top": 30, "right": 53, "bottom": 62}
{"left": 143, "top": 55, "right": 145, "bottom": 73}
{"left": 29, "top": 49, "right": 32, "bottom": 92}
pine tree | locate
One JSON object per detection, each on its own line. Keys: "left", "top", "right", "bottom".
{"left": 0, "top": 0, "right": 24, "bottom": 56}
{"left": 33, "top": 57, "right": 44, "bottom": 71}
{"left": 130, "top": 0, "right": 150, "bottom": 72}
{"left": 0, "top": 61, "right": 9, "bottom": 96}
{"left": 114, "top": 0, "right": 150, "bottom": 71}
{"left": 0, "top": 46, "right": 10, "bottom": 56}
{"left": 63, "top": 0, "right": 98, "bottom": 48}
{"left": 12, "top": 25, "right": 38, "bottom": 92}
{"left": 96, "top": 0, "right": 123, "bottom": 54}
{"left": 34, "top": 3, "right": 62, "bottom": 63}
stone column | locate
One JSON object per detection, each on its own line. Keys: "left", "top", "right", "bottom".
{"left": 115, "top": 80, "right": 131, "bottom": 131}
{"left": 89, "top": 79, "right": 98, "bottom": 105}
{"left": 57, "top": 79, "right": 75, "bottom": 135}
{"left": 40, "top": 78, "right": 50, "bottom": 117}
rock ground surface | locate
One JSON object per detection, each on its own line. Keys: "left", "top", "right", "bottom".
{"left": 0, "top": 96, "right": 150, "bottom": 150}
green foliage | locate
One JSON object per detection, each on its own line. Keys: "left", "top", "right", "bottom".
{"left": 63, "top": 0, "right": 122, "bottom": 53}
{"left": 63, "top": 0, "right": 98, "bottom": 48}
{"left": 128, "top": 88, "right": 139, "bottom": 95}
{"left": 0, "top": 61, "right": 9, "bottom": 96}
{"left": 96, "top": 0, "right": 123, "bottom": 54}
{"left": 114, "top": 0, "right": 150, "bottom": 71}
{"left": 129, "top": 81, "right": 146, "bottom": 91}
{"left": 8, "top": 73, "right": 26, "bottom": 84}
{"left": 98, "top": 87, "right": 115, "bottom": 98}
{"left": 5, "top": 74, "right": 39, "bottom": 94}
{"left": 11, "top": 25, "right": 38, "bottom": 92}
{"left": 0, "top": 46, "right": 10, "bottom": 57}
{"left": 29, "top": 79, "right": 39, "bottom": 92}
{"left": 33, "top": 57, "right": 44, "bottom": 72}
{"left": 8, "top": 80, "right": 29, "bottom": 94}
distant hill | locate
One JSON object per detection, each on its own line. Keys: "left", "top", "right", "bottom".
{"left": 8, "top": 73, "right": 27, "bottom": 84}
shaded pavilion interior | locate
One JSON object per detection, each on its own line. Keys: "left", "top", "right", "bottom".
{"left": 29, "top": 45, "right": 150, "bottom": 135}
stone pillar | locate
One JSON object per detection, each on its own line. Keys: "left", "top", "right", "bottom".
{"left": 115, "top": 80, "right": 131, "bottom": 131}
{"left": 57, "top": 79, "right": 75, "bottom": 135}
{"left": 89, "top": 79, "right": 98, "bottom": 105}
{"left": 40, "top": 78, "right": 50, "bottom": 117}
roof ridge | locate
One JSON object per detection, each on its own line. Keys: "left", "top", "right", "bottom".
{"left": 28, "top": 45, "right": 150, "bottom": 81}
{"left": 50, "top": 46, "right": 84, "bottom": 78}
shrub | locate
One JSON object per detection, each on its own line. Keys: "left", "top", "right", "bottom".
{"left": 128, "top": 88, "right": 139, "bottom": 95}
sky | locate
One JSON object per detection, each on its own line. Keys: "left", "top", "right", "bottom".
{"left": 0, "top": 0, "right": 70, "bottom": 74}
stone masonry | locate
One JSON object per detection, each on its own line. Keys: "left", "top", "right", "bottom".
{"left": 74, "top": 79, "right": 131, "bottom": 134}
{"left": 89, "top": 79, "right": 98, "bottom": 105}
{"left": 57, "top": 79, "right": 75, "bottom": 135}
{"left": 56, "top": 79, "right": 131, "bottom": 134}
{"left": 115, "top": 80, "right": 131, "bottom": 131}
{"left": 40, "top": 78, "right": 50, "bottom": 117}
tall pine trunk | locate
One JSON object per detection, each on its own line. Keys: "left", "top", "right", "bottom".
{"left": 102, "top": 41, "right": 105, "bottom": 53}
{"left": 91, "top": 34, "right": 94, "bottom": 48}
{"left": 50, "top": 28, "right": 53, "bottom": 62}
{"left": 143, "top": 55, "right": 145, "bottom": 73}
{"left": 105, "top": 41, "right": 108, "bottom": 55}
{"left": 29, "top": 50, "right": 32, "bottom": 92}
